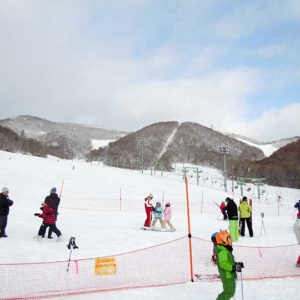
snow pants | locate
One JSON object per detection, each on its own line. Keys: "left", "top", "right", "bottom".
{"left": 144, "top": 205, "right": 152, "bottom": 227}
{"left": 229, "top": 220, "right": 239, "bottom": 242}
{"left": 152, "top": 218, "right": 163, "bottom": 228}
{"left": 47, "top": 211, "right": 58, "bottom": 238}
{"left": 38, "top": 222, "right": 61, "bottom": 238}
{"left": 163, "top": 220, "right": 174, "bottom": 230}
{"left": 216, "top": 277, "right": 236, "bottom": 300}
{"left": 0, "top": 215, "right": 8, "bottom": 236}
{"left": 240, "top": 218, "right": 253, "bottom": 237}
{"left": 293, "top": 219, "right": 300, "bottom": 244}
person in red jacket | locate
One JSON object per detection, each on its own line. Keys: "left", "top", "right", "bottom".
{"left": 44, "top": 187, "right": 60, "bottom": 239}
{"left": 142, "top": 193, "right": 154, "bottom": 229}
{"left": 220, "top": 201, "right": 228, "bottom": 220}
{"left": 34, "top": 203, "right": 62, "bottom": 241}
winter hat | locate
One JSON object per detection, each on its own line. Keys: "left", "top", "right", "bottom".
{"left": 242, "top": 196, "right": 248, "bottom": 201}
{"left": 50, "top": 187, "right": 56, "bottom": 194}
{"left": 156, "top": 201, "right": 161, "bottom": 205}
{"left": 165, "top": 202, "right": 170, "bottom": 207}
{"left": 148, "top": 193, "right": 153, "bottom": 199}
{"left": 225, "top": 197, "right": 231, "bottom": 202}
{"left": 2, "top": 187, "right": 9, "bottom": 193}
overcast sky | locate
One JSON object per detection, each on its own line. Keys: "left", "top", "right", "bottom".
{"left": 0, "top": 1, "right": 299, "bottom": 142}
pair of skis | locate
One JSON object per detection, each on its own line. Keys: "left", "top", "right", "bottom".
{"left": 194, "top": 274, "right": 220, "bottom": 281}
{"left": 139, "top": 227, "right": 175, "bottom": 232}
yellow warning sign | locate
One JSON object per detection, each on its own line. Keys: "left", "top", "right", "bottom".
{"left": 94, "top": 257, "right": 117, "bottom": 276}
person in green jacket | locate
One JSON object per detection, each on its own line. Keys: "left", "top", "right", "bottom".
{"left": 215, "top": 231, "right": 244, "bottom": 300}
{"left": 238, "top": 196, "right": 253, "bottom": 237}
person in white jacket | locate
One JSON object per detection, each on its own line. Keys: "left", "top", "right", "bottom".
{"left": 163, "top": 202, "right": 175, "bottom": 231}
{"left": 293, "top": 211, "right": 300, "bottom": 267}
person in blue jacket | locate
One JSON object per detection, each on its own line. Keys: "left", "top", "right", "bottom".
{"left": 211, "top": 232, "right": 218, "bottom": 264}
{"left": 152, "top": 201, "right": 164, "bottom": 229}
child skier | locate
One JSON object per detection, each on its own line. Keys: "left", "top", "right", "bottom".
{"left": 34, "top": 202, "right": 62, "bottom": 242}
{"left": 163, "top": 202, "right": 175, "bottom": 231}
{"left": 293, "top": 211, "right": 300, "bottom": 267}
{"left": 215, "top": 230, "right": 244, "bottom": 300}
{"left": 211, "top": 232, "right": 218, "bottom": 264}
{"left": 152, "top": 201, "right": 164, "bottom": 229}
{"left": 220, "top": 201, "right": 228, "bottom": 220}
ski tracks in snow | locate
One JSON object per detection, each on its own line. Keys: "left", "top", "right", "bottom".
{"left": 158, "top": 127, "right": 178, "bottom": 159}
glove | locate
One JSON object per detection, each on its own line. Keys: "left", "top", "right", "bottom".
{"left": 34, "top": 213, "right": 39, "bottom": 216}
{"left": 233, "top": 262, "right": 244, "bottom": 272}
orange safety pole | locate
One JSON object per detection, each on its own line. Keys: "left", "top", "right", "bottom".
{"left": 185, "top": 177, "right": 194, "bottom": 282}
{"left": 59, "top": 179, "right": 64, "bottom": 197}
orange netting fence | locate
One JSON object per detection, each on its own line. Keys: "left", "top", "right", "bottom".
{"left": 0, "top": 236, "right": 299, "bottom": 299}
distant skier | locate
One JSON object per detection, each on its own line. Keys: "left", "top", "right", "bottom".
{"left": 152, "top": 201, "right": 164, "bottom": 229}
{"left": 293, "top": 211, "right": 300, "bottom": 267}
{"left": 220, "top": 201, "right": 228, "bottom": 220}
{"left": 215, "top": 230, "right": 244, "bottom": 300}
{"left": 163, "top": 202, "right": 175, "bottom": 231}
{"left": 223, "top": 197, "right": 239, "bottom": 242}
{"left": 238, "top": 196, "right": 253, "bottom": 237}
{"left": 143, "top": 193, "right": 154, "bottom": 229}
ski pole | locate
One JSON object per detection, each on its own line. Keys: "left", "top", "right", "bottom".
{"left": 240, "top": 270, "right": 244, "bottom": 300}
{"left": 66, "top": 237, "right": 79, "bottom": 272}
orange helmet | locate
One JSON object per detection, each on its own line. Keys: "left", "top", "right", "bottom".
{"left": 216, "top": 231, "right": 232, "bottom": 246}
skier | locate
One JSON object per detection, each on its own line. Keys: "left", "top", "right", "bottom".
{"left": 293, "top": 211, "right": 300, "bottom": 267}
{"left": 152, "top": 201, "right": 164, "bottom": 229}
{"left": 238, "top": 196, "right": 253, "bottom": 237}
{"left": 215, "top": 230, "right": 244, "bottom": 300}
{"left": 211, "top": 232, "right": 218, "bottom": 264}
{"left": 44, "top": 187, "right": 60, "bottom": 239}
{"left": 220, "top": 201, "right": 228, "bottom": 220}
{"left": 34, "top": 202, "right": 62, "bottom": 242}
{"left": 0, "top": 187, "right": 14, "bottom": 238}
{"left": 223, "top": 197, "right": 239, "bottom": 242}
{"left": 143, "top": 193, "right": 153, "bottom": 229}
{"left": 163, "top": 202, "right": 175, "bottom": 231}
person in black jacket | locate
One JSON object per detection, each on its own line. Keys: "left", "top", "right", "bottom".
{"left": 223, "top": 197, "right": 239, "bottom": 242}
{"left": 44, "top": 187, "right": 60, "bottom": 239}
{"left": 0, "top": 187, "right": 14, "bottom": 238}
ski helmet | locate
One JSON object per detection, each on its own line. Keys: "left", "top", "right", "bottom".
{"left": 216, "top": 231, "right": 232, "bottom": 246}
{"left": 148, "top": 193, "right": 153, "bottom": 199}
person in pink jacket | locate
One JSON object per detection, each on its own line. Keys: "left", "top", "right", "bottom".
{"left": 163, "top": 202, "right": 175, "bottom": 231}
